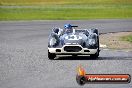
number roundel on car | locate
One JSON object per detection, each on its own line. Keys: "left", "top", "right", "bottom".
{"left": 65, "top": 35, "right": 82, "bottom": 40}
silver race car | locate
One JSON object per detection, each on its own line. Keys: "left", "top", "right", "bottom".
{"left": 48, "top": 24, "right": 100, "bottom": 60}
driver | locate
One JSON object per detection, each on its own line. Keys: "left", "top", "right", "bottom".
{"left": 64, "top": 24, "right": 73, "bottom": 34}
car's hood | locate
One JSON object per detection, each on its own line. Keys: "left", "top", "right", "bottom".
{"left": 63, "top": 34, "right": 84, "bottom": 45}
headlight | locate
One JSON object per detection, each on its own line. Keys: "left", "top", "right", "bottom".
{"left": 49, "top": 38, "right": 57, "bottom": 46}
{"left": 89, "top": 39, "right": 96, "bottom": 45}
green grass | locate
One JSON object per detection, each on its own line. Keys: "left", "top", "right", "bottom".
{"left": 0, "top": 0, "right": 132, "bottom": 5}
{"left": 121, "top": 35, "right": 132, "bottom": 43}
{"left": 0, "top": 0, "right": 132, "bottom": 20}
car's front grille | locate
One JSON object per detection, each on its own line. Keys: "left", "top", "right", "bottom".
{"left": 64, "top": 46, "right": 82, "bottom": 52}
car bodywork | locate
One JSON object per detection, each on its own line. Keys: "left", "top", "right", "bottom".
{"left": 48, "top": 26, "right": 99, "bottom": 59}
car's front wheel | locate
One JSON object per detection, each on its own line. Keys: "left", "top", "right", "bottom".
{"left": 90, "top": 34, "right": 100, "bottom": 59}
{"left": 48, "top": 51, "right": 56, "bottom": 60}
{"left": 90, "top": 49, "right": 99, "bottom": 59}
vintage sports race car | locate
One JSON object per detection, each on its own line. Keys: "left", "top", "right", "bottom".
{"left": 48, "top": 24, "right": 100, "bottom": 60}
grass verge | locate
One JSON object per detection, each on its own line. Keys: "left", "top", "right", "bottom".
{"left": 0, "top": 4, "right": 132, "bottom": 20}
{"left": 0, "top": 0, "right": 132, "bottom": 5}
{"left": 121, "top": 35, "right": 132, "bottom": 43}
{"left": 100, "top": 32, "right": 132, "bottom": 50}
{"left": 0, "top": 0, "right": 132, "bottom": 20}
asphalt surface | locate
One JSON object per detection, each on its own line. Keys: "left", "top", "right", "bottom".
{"left": 0, "top": 19, "right": 132, "bottom": 88}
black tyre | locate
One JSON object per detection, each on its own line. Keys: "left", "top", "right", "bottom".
{"left": 48, "top": 51, "right": 56, "bottom": 60}
{"left": 90, "top": 36, "right": 100, "bottom": 59}
{"left": 96, "top": 33, "right": 100, "bottom": 56}
{"left": 91, "top": 28, "right": 98, "bottom": 35}
{"left": 90, "top": 50, "right": 99, "bottom": 59}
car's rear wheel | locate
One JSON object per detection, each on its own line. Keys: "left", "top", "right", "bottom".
{"left": 48, "top": 51, "right": 56, "bottom": 60}
{"left": 91, "top": 28, "right": 98, "bottom": 35}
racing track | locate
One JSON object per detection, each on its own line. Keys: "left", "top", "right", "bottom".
{"left": 0, "top": 19, "right": 132, "bottom": 88}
